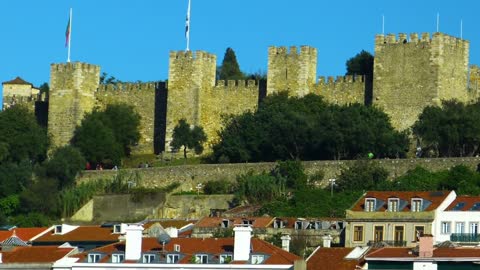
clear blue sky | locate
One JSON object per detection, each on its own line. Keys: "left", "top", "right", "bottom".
{"left": 0, "top": 0, "right": 478, "bottom": 88}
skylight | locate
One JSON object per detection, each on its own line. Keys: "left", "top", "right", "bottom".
{"left": 452, "top": 202, "right": 465, "bottom": 211}
{"left": 470, "top": 203, "right": 480, "bottom": 211}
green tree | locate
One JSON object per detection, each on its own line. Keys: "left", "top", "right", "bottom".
{"left": 170, "top": 119, "right": 207, "bottom": 159}
{"left": 0, "top": 105, "right": 48, "bottom": 163}
{"left": 218, "top": 48, "right": 244, "bottom": 80}
{"left": 346, "top": 50, "right": 374, "bottom": 79}
{"left": 19, "top": 177, "right": 59, "bottom": 216}
{"left": 103, "top": 104, "right": 141, "bottom": 156}
{"left": 39, "top": 83, "right": 49, "bottom": 95}
{"left": 0, "top": 161, "right": 33, "bottom": 197}
{"left": 413, "top": 100, "right": 480, "bottom": 157}
{"left": 235, "top": 171, "right": 286, "bottom": 204}
{"left": 272, "top": 160, "right": 308, "bottom": 190}
{"left": 44, "top": 146, "right": 86, "bottom": 189}
{"left": 336, "top": 160, "right": 389, "bottom": 192}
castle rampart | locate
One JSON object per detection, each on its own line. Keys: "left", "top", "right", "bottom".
{"left": 314, "top": 75, "right": 365, "bottom": 105}
{"left": 267, "top": 45, "right": 317, "bottom": 96}
{"left": 48, "top": 62, "right": 100, "bottom": 149}
{"left": 373, "top": 32, "right": 470, "bottom": 131}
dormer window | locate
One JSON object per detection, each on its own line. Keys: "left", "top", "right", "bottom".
{"left": 251, "top": 254, "right": 265, "bottom": 264}
{"left": 365, "top": 198, "right": 376, "bottom": 212}
{"left": 54, "top": 225, "right": 62, "bottom": 234}
{"left": 411, "top": 198, "right": 423, "bottom": 212}
{"left": 273, "top": 219, "right": 284, "bottom": 228}
{"left": 219, "top": 254, "right": 233, "bottom": 264}
{"left": 167, "top": 254, "right": 179, "bottom": 264}
{"left": 388, "top": 198, "right": 400, "bottom": 212}
{"left": 174, "top": 244, "right": 181, "bottom": 252}
{"left": 295, "top": 221, "right": 303, "bottom": 230}
{"left": 87, "top": 253, "right": 101, "bottom": 263}
{"left": 194, "top": 254, "right": 208, "bottom": 264}
{"left": 113, "top": 224, "right": 121, "bottom": 234}
{"left": 221, "top": 219, "right": 229, "bottom": 228}
{"left": 111, "top": 253, "right": 124, "bottom": 263}
{"left": 242, "top": 219, "right": 253, "bottom": 225}
{"left": 142, "top": 254, "right": 156, "bottom": 263}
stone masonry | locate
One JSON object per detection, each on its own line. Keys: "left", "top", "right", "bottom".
{"left": 39, "top": 32, "right": 479, "bottom": 154}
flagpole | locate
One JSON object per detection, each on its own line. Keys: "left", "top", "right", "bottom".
{"left": 186, "top": 0, "right": 191, "bottom": 51}
{"left": 460, "top": 19, "right": 463, "bottom": 39}
{"left": 382, "top": 14, "right": 385, "bottom": 35}
{"left": 67, "top": 8, "right": 72, "bottom": 63}
{"left": 436, "top": 13, "right": 439, "bottom": 32}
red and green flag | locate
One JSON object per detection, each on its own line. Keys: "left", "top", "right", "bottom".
{"left": 65, "top": 15, "right": 71, "bottom": 47}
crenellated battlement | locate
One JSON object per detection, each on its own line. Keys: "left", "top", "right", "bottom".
{"left": 50, "top": 62, "right": 100, "bottom": 73}
{"left": 97, "top": 82, "right": 160, "bottom": 92}
{"left": 317, "top": 75, "right": 365, "bottom": 85}
{"left": 169, "top": 50, "right": 216, "bottom": 62}
{"left": 214, "top": 79, "right": 259, "bottom": 89}
{"left": 268, "top": 45, "right": 317, "bottom": 57}
{"left": 375, "top": 32, "right": 468, "bottom": 47}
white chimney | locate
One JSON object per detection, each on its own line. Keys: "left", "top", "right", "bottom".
{"left": 322, "top": 235, "right": 333, "bottom": 248}
{"left": 281, "top": 234, "right": 291, "bottom": 252}
{"left": 233, "top": 225, "right": 252, "bottom": 261}
{"left": 0, "top": 252, "right": 3, "bottom": 263}
{"left": 125, "top": 224, "right": 144, "bottom": 261}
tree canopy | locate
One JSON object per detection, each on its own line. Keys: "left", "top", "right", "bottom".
{"left": 218, "top": 48, "right": 244, "bottom": 80}
{"left": 170, "top": 119, "right": 207, "bottom": 159}
{"left": 72, "top": 103, "right": 140, "bottom": 167}
{"left": 346, "top": 50, "right": 374, "bottom": 79}
{"left": 413, "top": 100, "right": 480, "bottom": 157}
{"left": 211, "top": 93, "right": 408, "bottom": 163}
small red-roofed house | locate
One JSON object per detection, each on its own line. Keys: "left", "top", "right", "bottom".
{"left": 306, "top": 246, "right": 370, "bottom": 270}
{"left": 51, "top": 224, "right": 305, "bottom": 270}
{"left": 435, "top": 195, "right": 480, "bottom": 244}
{"left": 0, "top": 245, "right": 76, "bottom": 269}
{"left": 345, "top": 191, "right": 456, "bottom": 247}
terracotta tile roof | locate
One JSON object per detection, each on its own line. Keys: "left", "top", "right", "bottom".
{"left": 446, "top": 196, "right": 480, "bottom": 211}
{"left": 307, "top": 247, "right": 363, "bottom": 270}
{"left": 2, "top": 76, "right": 32, "bottom": 86}
{"left": 270, "top": 217, "right": 343, "bottom": 229}
{"left": 0, "top": 227, "right": 49, "bottom": 242}
{"left": 143, "top": 220, "right": 197, "bottom": 230}
{"left": 366, "top": 247, "right": 480, "bottom": 259}
{"left": 350, "top": 191, "right": 453, "bottom": 212}
{"left": 195, "top": 217, "right": 274, "bottom": 228}
{"left": 33, "top": 226, "right": 120, "bottom": 243}
{"left": 2, "top": 246, "right": 75, "bottom": 263}
{"left": 74, "top": 237, "right": 300, "bottom": 265}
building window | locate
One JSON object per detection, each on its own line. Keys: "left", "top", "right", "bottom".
{"left": 456, "top": 222, "right": 466, "bottom": 234}
{"left": 273, "top": 219, "right": 284, "bottom": 228}
{"left": 441, "top": 222, "right": 451, "bottom": 234}
{"left": 470, "top": 222, "right": 479, "bottom": 234}
{"left": 167, "top": 254, "right": 179, "bottom": 264}
{"left": 113, "top": 224, "right": 121, "bottom": 234}
{"left": 374, "top": 225, "right": 384, "bottom": 242}
{"left": 411, "top": 199, "right": 423, "bottom": 212}
{"left": 295, "top": 221, "right": 303, "bottom": 230}
{"left": 142, "top": 254, "right": 156, "bottom": 263}
{"left": 54, "top": 225, "right": 62, "bottom": 234}
{"left": 365, "top": 198, "right": 376, "bottom": 212}
{"left": 242, "top": 219, "right": 253, "bottom": 225}
{"left": 195, "top": 254, "right": 208, "bottom": 264}
{"left": 87, "top": 253, "right": 101, "bottom": 263}
{"left": 388, "top": 198, "right": 400, "bottom": 212}
{"left": 414, "top": 226, "right": 424, "bottom": 241}
{"left": 112, "top": 254, "right": 124, "bottom": 263}
{"left": 251, "top": 254, "right": 264, "bottom": 264}
{"left": 221, "top": 219, "right": 229, "bottom": 228}
{"left": 219, "top": 254, "right": 233, "bottom": 264}
{"left": 353, "top": 225, "right": 364, "bottom": 242}
{"left": 394, "top": 226, "right": 404, "bottom": 243}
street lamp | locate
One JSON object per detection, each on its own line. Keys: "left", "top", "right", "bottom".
{"left": 328, "top": 178, "right": 336, "bottom": 197}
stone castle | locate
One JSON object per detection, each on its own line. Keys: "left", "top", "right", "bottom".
{"left": 3, "top": 32, "right": 480, "bottom": 155}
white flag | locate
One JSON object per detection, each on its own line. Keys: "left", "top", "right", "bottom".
{"left": 185, "top": 0, "right": 191, "bottom": 39}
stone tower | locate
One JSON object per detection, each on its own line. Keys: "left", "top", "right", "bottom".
{"left": 48, "top": 62, "right": 100, "bottom": 149}
{"left": 165, "top": 50, "right": 216, "bottom": 151}
{"left": 373, "top": 32, "right": 470, "bottom": 131}
{"left": 267, "top": 46, "right": 317, "bottom": 96}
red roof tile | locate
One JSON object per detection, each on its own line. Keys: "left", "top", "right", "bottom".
{"left": 34, "top": 226, "right": 120, "bottom": 243}
{"left": 0, "top": 227, "right": 49, "bottom": 242}
{"left": 350, "top": 191, "right": 453, "bottom": 212}
{"left": 366, "top": 247, "right": 480, "bottom": 259}
{"left": 195, "top": 217, "right": 274, "bottom": 228}
{"left": 75, "top": 237, "right": 300, "bottom": 265}
{"left": 307, "top": 248, "right": 362, "bottom": 270}
{"left": 2, "top": 246, "right": 74, "bottom": 263}
{"left": 446, "top": 196, "right": 480, "bottom": 211}
{"left": 2, "top": 77, "right": 32, "bottom": 86}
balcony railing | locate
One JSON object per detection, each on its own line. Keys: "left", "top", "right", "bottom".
{"left": 450, "top": 233, "right": 480, "bottom": 243}
{"left": 367, "top": 240, "right": 407, "bottom": 247}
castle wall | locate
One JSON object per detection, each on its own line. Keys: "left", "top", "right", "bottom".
{"left": 373, "top": 33, "right": 470, "bottom": 131}
{"left": 267, "top": 46, "right": 317, "bottom": 96}
{"left": 201, "top": 80, "right": 260, "bottom": 147}
{"left": 314, "top": 75, "right": 365, "bottom": 105}
{"left": 48, "top": 62, "right": 100, "bottom": 149}
{"left": 166, "top": 51, "right": 216, "bottom": 151}
{"left": 96, "top": 82, "right": 160, "bottom": 154}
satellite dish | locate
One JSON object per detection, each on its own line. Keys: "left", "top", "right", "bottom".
{"left": 157, "top": 233, "right": 172, "bottom": 245}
